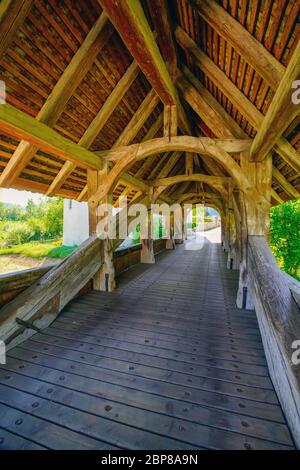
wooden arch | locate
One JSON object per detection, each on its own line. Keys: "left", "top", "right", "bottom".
{"left": 152, "top": 175, "right": 229, "bottom": 202}
{"left": 91, "top": 137, "right": 254, "bottom": 207}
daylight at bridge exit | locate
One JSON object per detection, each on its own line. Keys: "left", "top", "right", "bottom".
{"left": 0, "top": 0, "right": 299, "bottom": 461}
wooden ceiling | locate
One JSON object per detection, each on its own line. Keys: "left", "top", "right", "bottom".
{"left": 0, "top": 0, "right": 299, "bottom": 206}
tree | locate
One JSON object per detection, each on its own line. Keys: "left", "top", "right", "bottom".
{"left": 270, "top": 200, "right": 300, "bottom": 280}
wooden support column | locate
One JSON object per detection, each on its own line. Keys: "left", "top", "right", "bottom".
{"left": 185, "top": 152, "right": 194, "bottom": 175}
{"left": 236, "top": 151, "right": 272, "bottom": 309}
{"left": 227, "top": 184, "right": 239, "bottom": 270}
{"left": 140, "top": 194, "right": 155, "bottom": 264}
{"left": 87, "top": 166, "right": 116, "bottom": 292}
{"left": 166, "top": 212, "right": 176, "bottom": 249}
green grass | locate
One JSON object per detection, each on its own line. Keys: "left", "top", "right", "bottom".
{"left": 0, "top": 239, "right": 77, "bottom": 259}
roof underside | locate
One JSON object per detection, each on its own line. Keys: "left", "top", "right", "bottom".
{"left": 0, "top": 0, "right": 299, "bottom": 205}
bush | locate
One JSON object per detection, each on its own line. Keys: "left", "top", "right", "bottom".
{"left": 270, "top": 200, "right": 300, "bottom": 280}
{"left": 0, "top": 221, "right": 32, "bottom": 246}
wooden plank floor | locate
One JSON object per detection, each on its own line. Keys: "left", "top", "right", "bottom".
{"left": 0, "top": 238, "right": 295, "bottom": 449}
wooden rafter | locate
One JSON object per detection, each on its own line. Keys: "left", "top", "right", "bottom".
{"left": 46, "top": 60, "right": 139, "bottom": 196}
{"left": 153, "top": 174, "right": 229, "bottom": 187}
{"left": 0, "top": 104, "right": 103, "bottom": 170}
{"left": 179, "top": 67, "right": 298, "bottom": 200}
{"left": 251, "top": 40, "right": 300, "bottom": 162}
{"left": 0, "top": 11, "right": 112, "bottom": 188}
{"left": 190, "top": 0, "right": 284, "bottom": 90}
{"left": 0, "top": 0, "right": 34, "bottom": 60}
{"left": 272, "top": 167, "right": 300, "bottom": 200}
{"left": 175, "top": 26, "right": 300, "bottom": 175}
{"left": 145, "top": 0, "right": 178, "bottom": 79}
{"left": 99, "top": 0, "right": 191, "bottom": 135}
{"left": 114, "top": 89, "right": 159, "bottom": 148}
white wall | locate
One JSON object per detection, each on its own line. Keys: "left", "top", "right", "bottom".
{"left": 63, "top": 199, "right": 89, "bottom": 247}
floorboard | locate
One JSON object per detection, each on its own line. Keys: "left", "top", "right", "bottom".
{"left": 0, "top": 238, "right": 295, "bottom": 449}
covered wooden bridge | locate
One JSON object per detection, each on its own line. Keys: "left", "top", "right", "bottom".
{"left": 0, "top": 0, "right": 299, "bottom": 450}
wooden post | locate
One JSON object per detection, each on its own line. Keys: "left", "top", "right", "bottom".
{"left": 227, "top": 183, "right": 239, "bottom": 269}
{"left": 163, "top": 105, "right": 177, "bottom": 139}
{"left": 87, "top": 166, "right": 116, "bottom": 292}
{"left": 185, "top": 152, "right": 194, "bottom": 175}
{"left": 140, "top": 208, "right": 155, "bottom": 264}
{"left": 166, "top": 212, "right": 176, "bottom": 249}
{"left": 236, "top": 151, "right": 272, "bottom": 308}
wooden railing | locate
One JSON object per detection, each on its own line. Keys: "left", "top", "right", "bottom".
{"left": 248, "top": 235, "right": 300, "bottom": 447}
{"left": 114, "top": 238, "right": 167, "bottom": 275}
{"left": 0, "top": 235, "right": 103, "bottom": 350}
{"left": 0, "top": 265, "right": 53, "bottom": 308}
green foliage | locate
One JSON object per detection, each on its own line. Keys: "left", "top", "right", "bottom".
{"left": 0, "top": 239, "right": 76, "bottom": 259}
{"left": 0, "top": 197, "right": 64, "bottom": 247}
{"left": 270, "top": 200, "right": 300, "bottom": 280}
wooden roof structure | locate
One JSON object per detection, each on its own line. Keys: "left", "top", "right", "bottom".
{"left": 0, "top": 0, "right": 299, "bottom": 207}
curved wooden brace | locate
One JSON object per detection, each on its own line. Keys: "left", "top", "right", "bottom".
{"left": 176, "top": 192, "right": 221, "bottom": 204}
{"left": 180, "top": 197, "right": 224, "bottom": 218}
{"left": 152, "top": 175, "right": 229, "bottom": 202}
{"left": 90, "top": 136, "right": 256, "bottom": 207}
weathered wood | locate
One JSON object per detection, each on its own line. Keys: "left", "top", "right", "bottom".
{"left": 0, "top": 266, "right": 53, "bottom": 308}
{"left": 177, "top": 72, "right": 234, "bottom": 139}
{"left": 271, "top": 188, "right": 284, "bottom": 205}
{"left": 153, "top": 174, "right": 229, "bottom": 188}
{"left": 114, "top": 89, "right": 159, "bottom": 148}
{"left": 99, "top": 0, "right": 191, "bottom": 134}
{"left": 0, "top": 104, "right": 103, "bottom": 170}
{"left": 251, "top": 40, "right": 300, "bottom": 162}
{"left": 175, "top": 26, "right": 300, "bottom": 176}
{"left": 190, "top": 0, "right": 284, "bottom": 90}
{"left": 0, "top": 0, "right": 34, "bottom": 61}
{"left": 0, "top": 12, "right": 112, "bottom": 187}
{"left": 185, "top": 152, "right": 194, "bottom": 175}
{"left": 163, "top": 105, "right": 177, "bottom": 139}
{"left": 248, "top": 236, "right": 300, "bottom": 447}
{"left": 103, "top": 137, "right": 251, "bottom": 164}
{"left": 272, "top": 167, "right": 300, "bottom": 200}
{"left": 145, "top": 0, "right": 178, "bottom": 78}
{"left": 0, "top": 235, "right": 103, "bottom": 349}
{"left": 179, "top": 67, "right": 247, "bottom": 139}
{"left": 90, "top": 137, "right": 252, "bottom": 208}
{"left": 236, "top": 151, "right": 272, "bottom": 309}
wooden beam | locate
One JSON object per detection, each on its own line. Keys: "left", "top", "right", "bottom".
{"left": 0, "top": 104, "right": 103, "bottom": 170}
{"left": 272, "top": 167, "right": 300, "bottom": 200}
{"left": 274, "top": 138, "right": 300, "bottom": 175}
{"left": 163, "top": 105, "right": 177, "bottom": 139}
{"left": 153, "top": 174, "right": 230, "bottom": 187}
{"left": 99, "top": 0, "right": 191, "bottom": 134}
{"left": 46, "top": 60, "right": 139, "bottom": 195}
{"left": 0, "top": 12, "right": 112, "bottom": 187}
{"left": 190, "top": 0, "right": 284, "bottom": 90}
{"left": 185, "top": 152, "right": 194, "bottom": 175}
{"left": 178, "top": 68, "right": 247, "bottom": 139}
{"left": 271, "top": 188, "right": 284, "bottom": 205}
{"left": 175, "top": 27, "right": 300, "bottom": 175}
{"left": 156, "top": 152, "right": 182, "bottom": 179}
{"left": 145, "top": 0, "right": 178, "bottom": 78}
{"left": 0, "top": 0, "right": 34, "bottom": 60}
{"left": 89, "top": 136, "right": 255, "bottom": 208}
{"left": 99, "top": 0, "right": 176, "bottom": 104}
{"left": 0, "top": 235, "right": 103, "bottom": 349}
{"left": 180, "top": 68, "right": 299, "bottom": 200}
{"left": 114, "top": 89, "right": 159, "bottom": 147}
{"left": 177, "top": 191, "right": 221, "bottom": 203}
{"left": 251, "top": 40, "right": 300, "bottom": 162}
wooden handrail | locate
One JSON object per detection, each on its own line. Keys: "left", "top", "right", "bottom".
{"left": 248, "top": 235, "right": 300, "bottom": 447}
{"left": 0, "top": 235, "right": 103, "bottom": 350}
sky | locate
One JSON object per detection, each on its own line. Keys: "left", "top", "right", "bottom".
{"left": 0, "top": 188, "right": 46, "bottom": 207}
